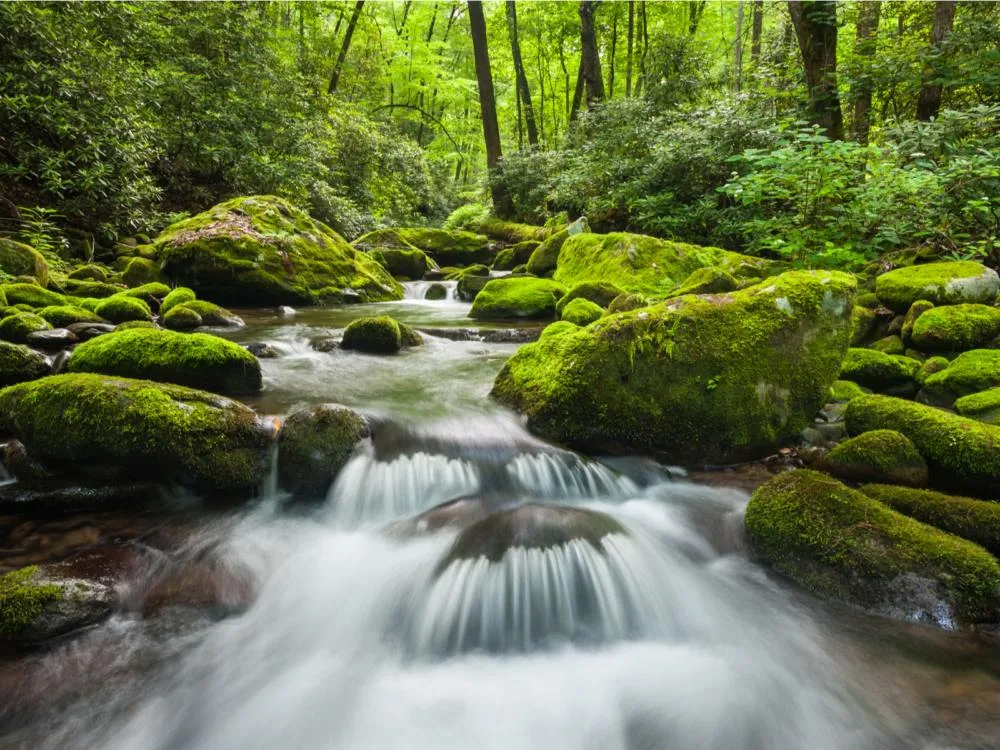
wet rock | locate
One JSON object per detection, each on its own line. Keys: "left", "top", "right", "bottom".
{"left": 0, "top": 564, "right": 115, "bottom": 644}
{"left": 416, "top": 327, "right": 542, "bottom": 344}
{"left": 25, "top": 327, "right": 78, "bottom": 350}
{"left": 277, "top": 404, "right": 370, "bottom": 497}
{"left": 384, "top": 497, "right": 493, "bottom": 538}
{"left": 277, "top": 305, "right": 296, "bottom": 317}
{"left": 142, "top": 562, "right": 255, "bottom": 618}
{"left": 423, "top": 283, "right": 448, "bottom": 300}
{"left": 1, "top": 440, "right": 51, "bottom": 481}
{"left": 49, "top": 350, "right": 71, "bottom": 375}
{"left": 310, "top": 336, "right": 338, "bottom": 353}
{"left": 66, "top": 322, "right": 115, "bottom": 340}
{"left": 0, "top": 479, "right": 162, "bottom": 514}
{"left": 245, "top": 342, "right": 280, "bottom": 359}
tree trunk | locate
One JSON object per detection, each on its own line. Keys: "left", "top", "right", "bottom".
{"left": 734, "top": 2, "right": 744, "bottom": 92}
{"left": 579, "top": 1, "right": 606, "bottom": 105}
{"left": 788, "top": 1, "right": 844, "bottom": 140}
{"left": 570, "top": 57, "right": 585, "bottom": 121}
{"left": 634, "top": 0, "right": 648, "bottom": 97}
{"left": 916, "top": 0, "right": 957, "bottom": 121}
{"left": 688, "top": 1, "right": 707, "bottom": 36}
{"left": 608, "top": 7, "right": 618, "bottom": 98}
{"left": 328, "top": 0, "right": 365, "bottom": 95}
{"left": 506, "top": 1, "right": 539, "bottom": 146}
{"left": 750, "top": 0, "right": 763, "bottom": 65}
{"left": 850, "top": 0, "right": 880, "bottom": 144}
{"left": 467, "top": 1, "right": 508, "bottom": 212}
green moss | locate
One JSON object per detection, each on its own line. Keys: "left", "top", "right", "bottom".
{"left": 156, "top": 195, "right": 403, "bottom": 305}
{"left": 820, "top": 429, "right": 928, "bottom": 486}
{"left": 491, "top": 270, "right": 856, "bottom": 464}
{"left": 67, "top": 264, "right": 109, "bottom": 282}
{"left": 850, "top": 306, "right": 877, "bottom": 345}
{"left": 0, "top": 239, "right": 48, "bottom": 286}
{"left": 492, "top": 240, "right": 539, "bottom": 271}
{"left": 62, "top": 280, "right": 123, "bottom": 298}
{"left": 0, "top": 341, "right": 50, "bottom": 386}
{"left": 398, "top": 322, "right": 424, "bottom": 347}
{"left": 916, "top": 355, "right": 949, "bottom": 385}
{"left": 540, "top": 321, "right": 579, "bottom": 339}
{"left": 36, "top": 305, "right": 103, "bottom": 327}
{"left": 470, "top": 277, "right": 567, "bottom": 320}
{"left": 118, "top": 282, "right": 171, "bottom": 302}
{"left": 839, "top": 348, "right": 919, "bottom": 391}
{"left": 473, "top": 217, "right": 552, "bottom": 244}
{"left": 901, "top": 300, "right": 934, "bottom": 343}
{"left": 875, "top": 261, "right": 1000, "bottom": 312}
{"left": 560, "top": 297, "right": 604, "bottom": 326}
{"left": 67, "top": 328, "right": 262, "bottom": 395}
{"left": 277, "top": 404, "right": 370, "bottom": 496}
{"left": 868, "top": 335, "right": 905, "bottom": 355}
{"left": 862, "top": 484, "right": 1000, "bottom": 557}
{"left": 910, "top": 303, "right": 1000, "bottom": 352}
{"left": 114, "top": 320, "right": 157, "bottom": 331}
{"left": 555, "top": 281, "right": 625, "bottom": 315}
{"left": 162, "top": 305, "right": 202, "bottom": 330}
{"left": 0, "top": 283, "right": 65, "bottom": 308}
{"left": 0, "top": 312, "right": 51, "bottom": 343}
{"left": 607, "top": 292, "right": 647, "bottom": 313}
{"left": 160, "top": 287, "right": 197, "bottom": 315}
{"left": 173, "top": 300, "right": 242, "bottom": 327}
{"left": 0, "top": 566, "right": 62, "bottom": 638}
{"left": 920, "top": 349, "right": 1000, "bottom": 407}
{"left": 0, "top": 373, "right": 270, "bottom": 492}
{"left": 525, "top": 229, "right": 569, "bottom": 277}
{"left": 744, "top": 469, "right": 1000, "bottom": 625}
{"left": 368, "top": 247, "right": 433, "bottom": 280}
{"left": 357, "top": 228, "right": 492, "bottom": 267}
{"left": 341, "top": 315, "right": 402, "bottom": 354}
{"left": 669, "top": 266, "right": 739, "bottom": 297}
{"left": 955, "top": 388, "right": 1000, "bottom": 424}
{"left": 856, "top": 292, "right": 880, "bottom": 309}
{"left": 455, "top": 266, "right": 491, "bottom": 302}
{"left": 72, "top": 297, "right": 102, "bottom": 313}
{"left": 845, "top": 394, "right": 1000, "bottom": 496}
{"left": 122, "top": 257, "right": 163, "bottom": 287}
{"left": 829, "top": 380, "right": 869, "bottom": 403}
{"left": 95, "top": 295, "right": 153, "bottom": 324}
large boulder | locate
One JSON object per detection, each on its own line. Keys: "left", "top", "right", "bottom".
{"left": 0, "top": 239, "right": 48, "bottom": 285}
{"left": 0, "top": 341, "right": 50, "bottom": 386}
{"left": 156, "top": 195, "right": 402, "bottom": 305}
{"left": 369, "top": 247, "right": 434, "bottom": 280}
{"left": 0, "top": 312, "right": 51, "bottom": 343}
{"left": 492, "top": 270, "right": 856, "bottom": 464}
{"left": 470, "top": 277, "right": 567, "bottom": 320}
{"left": 66, "top": 328, "right": 262, "bottom": 395}
{"left": 818, "top": 429, "right": 928, "bottom": 487}
{"left": 355, "top": 228, "right": 492, "bottom": 267}
{"left": 875, "top": 261, "right": 999, "bottom": 313}
{"left": 277, "top": 404, "right": 370, "bottom": 496}
{"left": 341, "top": 315, "right": 403, "bottom": 354}
{"left": 955, "top": 387, "right": 1000, "bottom": 424}
{"left": 908, "top": 303, "right": 1000, "bottom": 352}
{"left": 0, "top": 283, "right": 64, "bottom": 308}
{"left": 919, "top": 350, "right": 1000, "bottom": 407}
{"left": 0, "top": 374, "right": 272, "bottom": 493}
{"left": 0, "top": 564, "right": 114, "bottom": 644}
{"left": 845, "top": 394, "right": 1000, "bottom": 496}
{"left": 554, "top": 281, "right": 625, "bottom": 315}
{"left": 838, "top": 348, "right": 919, "bottom": 392}
{"left": 745, "top": 470, "right": 1000, "bottom": 626}
{"left": 551, "top": 232, "right": 776, "bottom": 297}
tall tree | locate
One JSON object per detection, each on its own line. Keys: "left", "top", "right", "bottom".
{"left": 327, "top": 0, "right": 365, "bottom": 95}
{"left": 467, "top": 0, "right": 508, "bottom": 212}
{"left": 850, "top": 1, "right": 881, "bottom": 144}
{"left": 579, "top": 1, "right": 606, "bottom": 105}
{"left": 506, "top": 1, "right": 538, "bottom": 146}
{"left": 625, "top": 0, "right": 635, "bottom": 97}
{"left": 734, "top": 1, "right": 745, "bottom": 92}
{"left": 688, "top": 1, "right": 707, "bottom": 36}
{"left": 916, "top": 0, "right": 958, "bottom": 121}
{"left": 788, "top": 0, "right": 844, "bottom": 140}
{"left": 750, "top": 1, "right": 764, "bottom": 65}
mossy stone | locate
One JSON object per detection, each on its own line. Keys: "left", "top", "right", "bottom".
{"left": 955, "top": 388, "right": 1000, "bottom": 424}
{"left": 0, "top": 373, "right": 271, "bottom": 492}
{"left": 473, "top": 217, "right": 552, "bottom": 244}
{"left": 0, "top": 341, "right": 50, "bottom": 386}
{"left": 95, "top": 295, "right": 153, "bottom": 324}
{"left": 122, "top": 257, "right": 163, "bottom": 287}
{"left": 341, "top": 315, "right": 402, "bottom": 354}
{"left": 0, "top": 566, "right": 62, "bottom": 639}
{"left": 0, "top": 283, "right": 65, "bottom": 308}
{"left": 908, "top": 303, "right": 1000, "bottom": 352}
{"left": 118, "top": 282, "right": 171, "bottom": 304}
{"left": 560, "top": 297, "right": 604, "bottom": 326}
{"left": 492, "top": 271, "right": 856, "bottom": 464}
{"left": 67, "top": 264, "right": 109, "bottom": 282}
{"left": 901, "top": 300, "right": 934, "bottom": 343}
{"left": 277, "top": 403, "right": 370, "bottom": 496}
{"left": 62, "top": 280, "right": 123, "bottom": 298}
{"left": 669, "top": 266, "right": 739, "bottom": 297}
{"left": 470, "top": 277, "right": 567, "bottom": 320}
{"left": 160, "top": 287, "right": 196, "bottom": 315}
{"left": 455, "top": 267, "right": 491, "bottom": 302}
{"left": 369, "top": 247, "right": 433, "bottom": 280}
{"left": 920, "top": 349, "right": 1000, "bottom": 407}
{"left": 850, "top": 306, "right": 877, "bottom": 345}
{"left": 67, "top": 328, "right": 262, "bottom": 395}
{"left": 399, "top": 322, "right": 424, "bottom": 347}
{"left": 839, "top": 348, "right": 919, "bottom": 391}
{"left": 356, "top": 228, "right": 492, "bottom": 267}
{"left": 875, "top": 261, "right": 1000, "bottom": 313}
{"left": 525, "top": 229, "right": 570, "bottom": 277}
{"left": 0, "top": 239, "right": 48, "bottom": 286}
{"left": 36, "top": 305, "right": 103, "bottom": 328}
{"left": 744, "top": 469, "right": 1000, "bottom": 626}
{"left": 0, "top": 312, "right": 51, "bottom": 343}
{"left": 819, "top": 429, "right": 928, "bottom": 487}
{"left": 607, "top": 292, "right": 647, "bottom": 313}
{"left": 114, "top": 321, "right": 157, "bottom": 331}
{"left": 916, "top": 355, "right": 950, "bottom": 386}
{"left": 555, "top": 281, "right": 625, "bottom": 315}
{"left": 156, "top": 195, "right": 402, "bottom": 305}
{"left": 868, "top": 335, "right": 905, "bottom": 355}
{"left": 174, "top": 300, "right": 243, "bottom": 327}
{"left": 829, "top": 380, "right": 869, "bottom": 403}
{"left": 162, "top": 305, "right": 203, "bottom": 331}
{"left": 492, "top": 240, "right": 539, "bottom": 271}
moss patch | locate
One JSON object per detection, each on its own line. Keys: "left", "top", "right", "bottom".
{"left": 920, "top": 349, "right": 1000, "bottom": 407}
{"left": 0, "top": 239, "right": 48, "bottom": 286}
{"left": 839, "top": 348, "right": 919, "bottom": 391}
{"left": 819, "top": 429, "right": 928, "bottom": 487}
{"left": 341, "top": 315, "right": 402, "bottom": 354}
{"left": 470, "top": 277, "right": 567, "bottom": 320}
{"left": 875, "top": 261, "right": 1000, "bottom": 312}
{"left": 909, "top": 304, "right": 1000, "bottom": 352}
{"left": 0, "top": 566, "right": 62, "bottom": 638}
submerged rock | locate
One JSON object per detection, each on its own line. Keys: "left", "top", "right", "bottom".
{"left": 278, "top": 404, "right": 370, "bottom": 496}
{"left": 470, "top": 277, "right": 567, "bottom": 320}
{"left": 156, "top": 195, "right": 402, "bottom": 305}
{"left": 492, "top": 271, "right": 856, "bottom": 464}
{"left": 0, "top": 374, "right": 272, "bottom": 493}
{"left": 67, "top": 328, "right": 263, "bottom": 395}
{"left": 744, "top": 469, "right": 1000, "bottom": 627}
{"left": 818, "top": 429, "right": 928, "bottom": 487}
{"left": 0, "top": 564, "right": 115, "bottom": 644}
{"left": 875, "top": 261, "right": 999, "bottom": 312}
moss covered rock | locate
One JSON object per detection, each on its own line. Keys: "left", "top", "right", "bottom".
{"left": 554, "top": 281, "right": 625, "bottom": 315}
{"left": 0, "top": 312, "right": 51, "bottom": 343}
{"left": 63, "top": 280, "right": 123, "bottom": 299}
{"left": 0, "top": 374, "right": 271, "bottom": 492}
{"left": 473, "top": 217, "right": 552, "bottom": 245}
{"left": 607, "top": 292, "right": 647, "bottom": 313}
{"left": 868, "top": 335, "right": 905, "bottom": 355}
{"left": 745, "top": 469, "right": 1000, "bottom": 626}
{"left": 875, "top": 261, "right": 999, "bottom": 313}
{"left": 955, "top": 388, "right": 1000, "bottom": 424}
{"left": 839, "top": 348, "right": 919, "bottom": 391}
{"left": 850, "top": 306, "right": 877, "bottom": 346}
{"left": 492, "top": 240, "right": 539, "bottom": 271}
{"left": 819, "top": 429, "right": 928, "bottom": 487}
{"left": 356, "top": 227, "right": 492, "bottom": 267}
{"left": 95, "top": 295, "right": 152, "bottom": 323}
{"left": 0, "top": 239, "right": 48, "bottom": 285}
{"left": 0, "top": 564, "right": 114, "bottom": 644}
{"left": 492, "top": 271, "right": 855, "bottom": 463}
{"left": 36, "top": 305, "right": 103, "bottom": 328}
{"left": 0, "top": 341, "right": 50, "bottom": 386}
{"left": 669, "top": 266, "right": 739, "bottom": 297}
{"left": 455, "top": 265, "right": 492, "bottom": 302}
{"left": 908, "top": 303, "right": 1000, "bottom": 352}
{"left": 829, "top": 380, "right": 869, "bottom": 403}
{"left": 173, "top": 299, "right": 243, "bottom": 327}
{"left": 118, "top": 282, "right": 171, "bottom": 305}
{"left": 1, "top": 283, "right": 64, "bottom": 308}
{"left": 368, "top": 247, "right": 433, "bottom": 280}
{"left": 67, "top": 264, "right": 109, "bottom": 282}
{"left": 901, "top": 300, "right": 934, "bottom": 343}
{"left": 919, "top": 350, "right": 1000, "bottom": 407}
{"left": 525, "top": 229, "right": 570, "bottom": 277}
{"left": 560, "top": 297, "right": 604, "bottom": 326}
{"left": 552, "top": 232, "right": 775, "bottom": 297}
{"left": 160, "top": 286, "right": 196, "bottom": 315}
{"left": 67, "top": 328, "right": 262, "bottom": 395}
{"left": 162, "top": 305, "right": 203, "bottom": 331}
{"left": 156, "top": 195, "right": 402, "bottom": 305}
{"left": 121, "top": 257, "right": 163, "bottom": 287}
{"left": 846, "top": 394, "right": 1000, "bottom": 496}
{"left": 469, "top": 277, "right": 567, "bottom": 320}
{"left": 341, "top": 315, "right": 402, "bottom": 354}
{"left": 277, "top": 403, "right": 370, "bottom": 496}
{"left": 862, "top": 484, "right": 1000, "bottom": 558}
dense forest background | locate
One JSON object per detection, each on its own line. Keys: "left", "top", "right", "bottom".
{"left": 1, "top": 0, "right": 998, "bottom": 269}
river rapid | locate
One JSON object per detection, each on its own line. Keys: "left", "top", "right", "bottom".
{"left": 1, "top": 282, "right": 999, "bottom": 749}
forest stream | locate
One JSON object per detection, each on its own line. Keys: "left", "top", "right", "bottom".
{"left": 2, "top": 285, "right": 1000, "bottom": 750}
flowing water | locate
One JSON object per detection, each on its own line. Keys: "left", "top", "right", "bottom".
{"left": 2, "top": 284, "right": 1000, "bottom": 749}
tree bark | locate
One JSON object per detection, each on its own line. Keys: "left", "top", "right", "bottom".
{"left": 608, "top": 6, "right": 618, "bottom": 98}
{"left": 734, "top": 1, "right": 744, "bottom": 92}
{"left": 916, "top": 0, "right": 957, "bottom": 121}
{"left": 467, "top": 0, "right": 508, "bottom": 212}
{"left": 634, "top": 0, "right": 648, "bottom": 97}
{"left": 579, "top": 1, "right": 606, "bottom": 105}
{"left": 850, "top": 0, "right": 880, "bottom": 144}
{"left": 506, "top": 1, "right": 539, "bottom": 146}
{"left": 570, "top": 57, "right": 585, "bottom": 122}
{"left": 688, "top": 1, "right": 707, "bottom": 36}
{"left": 328, "top": 1, "right": 365, "bottom": 95}
{"left": 788, "top": 1, "right": 844, "bottom": 139}
{"left": 625, "top": 0, "right": 634, "bottom": 97}
{"left": 750, "top": 0, "right": 763, "bottom": 65}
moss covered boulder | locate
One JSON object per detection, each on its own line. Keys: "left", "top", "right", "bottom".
{"left": 560, "top": 297, "right": 604, "bottom": 327}
{"left": 0, "top": 564, "right": 114, "bottom": 644}
{"left": 369, "top": 247, "right": 433, "bottom": 280}
{"left": 67, "top": 328, "right": 262, "bottom": 395}
{"left": 36, "top": 305, "right": 104, "bottom": 328}
{"left": 552, "top": 232, "right": 775, "bottom": 297}
{"left": 862, "top": 484, "right": 1000, "bottom": 558}
{"left": 846, "top": 394, "right": 1000, "bottom": 496}
{"left": 341, "top": 315, "right": 402, "bottom": 354}
{"left": 0, "top": 312, "right": 51, "bottom": 343}
{"left": 492, "top": 271, "right": 855, "bottom": 464}
{"left": 95, "top": 295, "right": 152, "bottom": 324}
{"left": 67, "top": 264, "right": 109, "bottom": 282}
{"left": 473, "top": 217, "right": 552, "bottom": 245}
{"left": 0, "top": 374, "right": 272, "bottom": 492}
{"left": 156, "top": 195, "right": 402, "bottom": 305}
{"left": 908, "top": 304, "right": 1000, "bottom": 352}
{"left": 492, "top": 240, "right": 539, "bottom": 271}
{"left": 554, "top": 281, "right": 625, "bottom": 315}
{"left": 669, "top": 266, "right": 739, "bottom": 297}
{"left": 162, "top": 305, "right": 203, "bottom": 331}
{"left": 355, "top": 227, "right": 492, "bottom": 267}
{"left": 454, "top": 265, "right": 492, "bottom": 302}
{"left": 1, "top": 283, "right": 64, "bottom": 308}
{"left": 0, "top": 341, "right": 50, "bottom": 386}
{"left": 745, "top": 470, "right": 1000, "bottom": 626}
{"left": 470, "top": 277, "right": 567, "bottom": 320}
{"left": 900, "top": 300, "right": 934, "bottom": 343}
{"left": 172, "top": 299, "right": 243, "bottom": 327}
{"left": 277, "top": 404, "right": 370, "bottom": 496}
{"left": 839, "top": 348, "right": 919, "bottom": 392}
{"left": 919, "top": 350, "right": 1000, "bottom": 407}
{"left": 0, "top": 239, "right": 48, "bottom": 285}
{"left": 160, "top": 286, "right": 196, "bottom": 315}
{"left": 121, "top": 257, "right": 164, "bottom": 287}
{"left": 955, "top": 388, "right": 1000, "bottom": 424}
{"left": 829, "top": 380, "right": 869, "bottom": 403}
{"left": 525, "top": 229, "right": 570, "bottom": 277}
{"left": 819, "top": 429, "right": 928, "bottom": 487}
{"left": 875, "top": 261, "right": 999, "bottom": 313}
